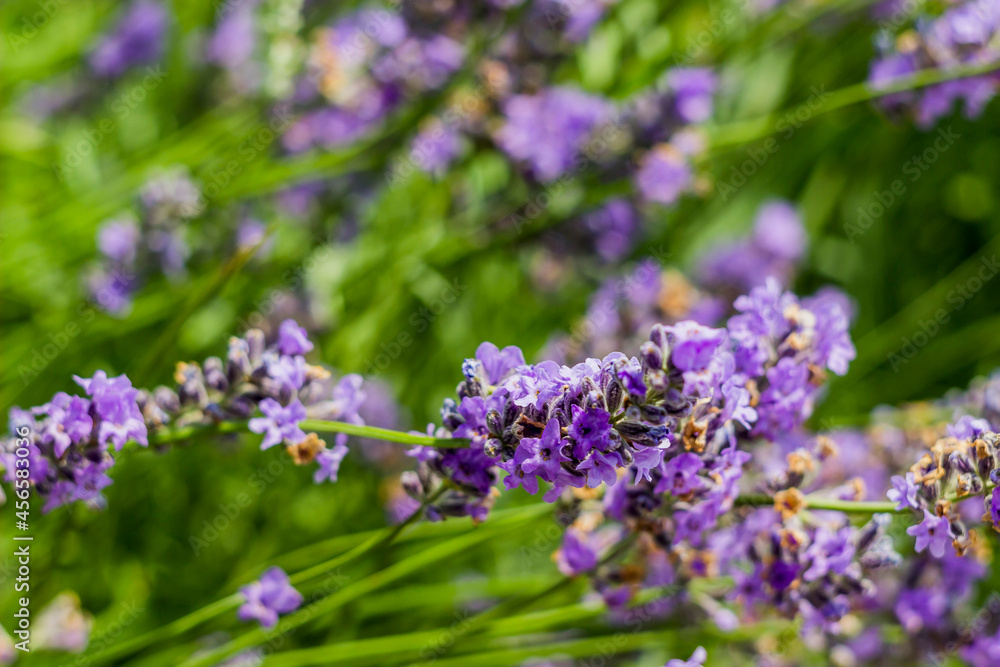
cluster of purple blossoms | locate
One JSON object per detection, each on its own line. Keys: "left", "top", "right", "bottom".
{"left": 87, "top": 168, "right": 203, "bottom": 314}
{"left": 888, "top": 416, "right": 1000, "bottom": 559}
{"left": 496, "top": 87, "right": 613, "bottom": 182}
{"left": 283, "top": 8, "right": 464, "bottom": 152}
{"left": 89, "top": 0, "right": 168, "bottom": 78}
{"left": 727, "top": 278, "right": 856, "bottom": 439}
{"left": 403, "top": 274, "right": 854, "bottom": 528}
{"left": 869, "top": 0, "right": 1000, "bottom": 127}
{"left": 0, "top": 320, "right": 367, "bottom": 511}
{"left": 1, "top": 371, "right": 146, "bottom": 513}
{"left": 237, "top": 567, "right": 303, "bottom": 629}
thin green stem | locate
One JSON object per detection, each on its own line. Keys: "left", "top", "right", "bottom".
{"left": 139, "top": 419, "right": 470, "bottom": 450}
{"left": 83, "top": 488, "right": 446, "bottom": 666}
{"left": 706, "top": 60, "right": 1000, "bottom": 149}
{"left": 177, "top": 504, "right": 552, "bottom": 667}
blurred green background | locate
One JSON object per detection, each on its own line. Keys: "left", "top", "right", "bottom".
{"left": 3, "top": 0, "right": 1000, "bottom": 664}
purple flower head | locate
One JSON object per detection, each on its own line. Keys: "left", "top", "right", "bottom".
{"left": 497, "top": 87, "right": 611, "bottom": 182}
{"left": 468, "top": 342, "right": 526, "bottom": 386}
{"left": 616, "top": 357, "right": 646, "bottom": 402}
{"left": 962, "top": 627, "right": 1000, "bottom": 667}
{"left": 569, "top": 405, "right": 612, "bottom": 458}
{"left": 887, "top": 472, "right": 920, "bottom": 511}
{"left": 802, "top": 289, "right": 856, "bottom": 375}
{"left": 518, "top": 419, "right": 569, "bottom": 482}
{"left": 906, "top": 509, "right": 953, "bottom": 558}
{"left": 248, "top": 399, "right": 307, "bottom": 450}
{"left": 576, "top": 449, "right": 623, "bottom": 488}
{"left": 555, "top": 528, "right": 599, "bottom": 576}
{"left": 97, "top": 218, "right": 140, "bottom": 264}
{"left": 803, "top": 526, "right": 856, "bottom": 582}
{"left": 73, "top": 371, "right": 147, "bottom": 449}
{"left": 634, "top": 145, "right": 692, "bottom": 205}
{"left": 655, "top": 453, "right": 704, "bottom": 496}
{"left": 314, "top": 442, "right": 349, "bottom": 484}
{"left": 238, "top": 567, "right": 303, "bottom": 629}
{"left": 265, "top": 354, "right": 307, "bottom": 394}
{"left": 947, "top": 415, "right": 992, "bottom": 441}
{"left": 33, "top": 393, "right": 93, "bottom": 459}
{"left": 498, "top": 445, "right": 540, "bottom": 495}
{"left": 276, "top": 319, "right": 314, "bottom": 356}
{"left": 753, "top": 357, "right": 813, "bottom": 438}
{"left": 667, "top": 321, "right": 727, "bottom": 373}
{"left": 668, "top": 67, "right": 717, "bottom": 123}
{"left": 665, "top": 647, "right": 707, "bottom": 667}
{"left": 90, "top": 0, "right": 168, "bottom": 77}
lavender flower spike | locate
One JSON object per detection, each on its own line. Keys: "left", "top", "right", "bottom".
{"left": 238, "top": 567, "right": 303, "bottom": 629}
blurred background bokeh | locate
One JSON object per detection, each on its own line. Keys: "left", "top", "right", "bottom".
{"left": 3, "top": 0, "right": 1000, "bottom": 664}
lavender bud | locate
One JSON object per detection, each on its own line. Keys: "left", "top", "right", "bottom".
{"left": 484, "top": 438, "right": 502, "bottom": 458}
{"left": 440, "top": 398, "right": 463, "bottom": 430}
{"left": 640, "top": 340, "right": 663, "bottom": 371}
{"left": 486, "top": 409, "right": 504, "bottom": 438}
{"left": 226, "top": 336, "right": 252, "bottom": 382}
{"left": 153, "top": 386, "right": 180, "bottom": 413}
{"left": 605, "top": 381, "right": 624, "bottom": 414}
{"left": 204, "top": 356, "right": 228, "bottom": 392}
{"left": 246, "top": 329, "right": 266, "bottom": 366}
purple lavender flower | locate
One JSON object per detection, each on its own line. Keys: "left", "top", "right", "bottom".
{"left": 518, "top": 419, "right": 569, "bottom": 482}
{"left": 238, "top": 567, "right": 303, "bottom": 629}
{"left": 276, "top": 319, "right": 314, "bottom": 356}
{"left": 468, "top": 342, "right": 526, "bottom": 386}
{"left": 90, "top": 0, "right": 168, "bottom": 77}
{"left": 496, "top": 87, "right": 611, "bottom": 182}
{"left": 906, "top": 510, "right": 953, "bottom": 558}
{"left": 314, "top": 443, "right": 350, "bottom": 484}
{"left": 73, "top": 371, "right": 147, "bottom": 449}
{"left": 655, "top": 453, "right": 704, "bottom": 496}
{"left": 577, "top": 449, "right": 623, "bottom": 488}
{"left": 962, "top": 627, "right": 1000, "bottom": 667}
{"left": 887, "top": 473, "right": 920, "bottom": 510}
{"left": 668, "top": 321, "right": 727, "bottom": 373}
{"left": 802, "top": 526, "right": 855, "bottom": 581}
{"left": 97, "top": 218, "right": 140, "bottom": 264}
{"left": 498, "top": 446, "right": 541, "bottom": 494}
{"left": 248, "top": 399, "right": 307, "bottom": 450}
{"left": 665, "top": 647, "right": 707, "bottom": 667}
{"left": 569, "top": 405, "right": 612, "bottom": 458}
{"left": 33, "top": 393, "right": 93, "bottom": 459}
{"left": 634, "top": 145, "right": 692, "bottom": 205}
{"left": 668, "top": 68, "right": 717, "bottom": 123}
{"left": 555, "top": 528, "right": 599, "bottom": 575}
{"left": 947, "top": 415, "right": 991, "bottom": 441}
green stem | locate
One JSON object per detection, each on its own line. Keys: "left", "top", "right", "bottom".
{"left": 84, "top": 488, "right": 446, "bottom": 666}
{"left": 705, "top": 60, "right": 1000, "bottom": 149}
{"left": 177, "top": 504, "right": 552, "bottom": 667}
{"left": 141, "top": 419, "right": 470, "bottom": 450}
